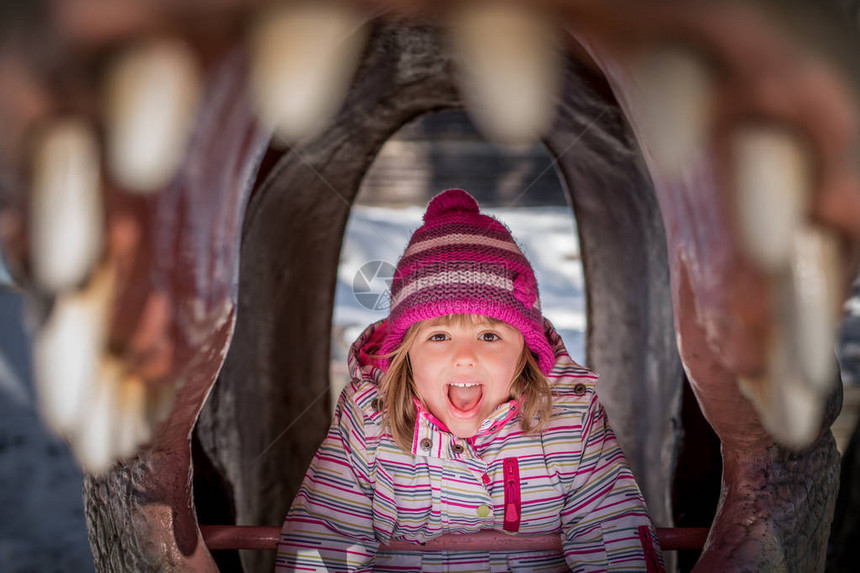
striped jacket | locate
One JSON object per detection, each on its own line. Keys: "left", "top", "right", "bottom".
{"left": 276, "top": 320, "right": 663, "bottom": 572}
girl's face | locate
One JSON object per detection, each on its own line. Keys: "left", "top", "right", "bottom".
{"left": 408, "top": 315, "right": 525, "bottom": 438}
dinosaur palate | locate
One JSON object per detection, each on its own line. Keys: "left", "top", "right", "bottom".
{"left": 5, "top": 2, "right": 855, "bottom": 570}
{"left": 447, "top": 383, "right": 483, "bottom": 413}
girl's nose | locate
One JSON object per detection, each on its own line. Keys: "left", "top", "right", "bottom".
{"left": 453, "top": 340, "right": 478, "bottom": 367}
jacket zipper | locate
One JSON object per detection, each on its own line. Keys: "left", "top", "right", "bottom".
{"left": 503, "top": 458, "right": 521, "bottom": 532}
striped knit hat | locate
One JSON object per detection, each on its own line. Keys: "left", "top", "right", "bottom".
{"left": 379, "top": 189, "right": 554, "bottom": 375}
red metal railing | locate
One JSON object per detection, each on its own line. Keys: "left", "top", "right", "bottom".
{"left": 200, "top": 526, "right": 708, "bottom": 552}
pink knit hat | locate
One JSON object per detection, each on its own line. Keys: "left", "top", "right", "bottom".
{"left": 379, "top": 188, "right": 555, "bottom": 375}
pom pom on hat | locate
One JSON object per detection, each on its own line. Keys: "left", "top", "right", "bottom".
{"left": 423, "top": 188, "right": 480, "bottom": 222}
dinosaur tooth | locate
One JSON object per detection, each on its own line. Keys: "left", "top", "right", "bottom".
{"left": 33, "top": 264, "right": 114, "bottom": 438}
{"left": 629, "top": 47, "right": 713, "bottom": 179}
{"left": 738, "top": 328, "right": 823, "bottom": 449}
{"left": 739, "top": 227, "right": 841, "bottom": 450}
{"left": 447, "top": 2, "right": 561, "bottom": 144}
{"left": 731, "top": 126, "right": 810, "bottom": 272}
{"left": 73, "top": 357, "right": 120, "bottom": 475}
{"left": 115, "top": 374, "right": 150, "bottom": 459}
{"left": 104, "top": 39, "right": 202, "bottom": 193}
{"left": 249, "top": 1, "right": 369, "bottom": 144}
{"left": 782, "top": 225, "right": 842, "bottom": 391}
{"left": 30, "top": 119, "right": 103, "bottom": 292}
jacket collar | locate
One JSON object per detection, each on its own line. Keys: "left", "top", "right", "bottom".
{"left": 409, "top": 395, "right": 523, "bottom": 451}
{"left": 409, "top": 396, "right": 523, "bottom": 458}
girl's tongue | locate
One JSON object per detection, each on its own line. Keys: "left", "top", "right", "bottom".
{"left": 448, "top": 384, "right": 483, "bottom": 412}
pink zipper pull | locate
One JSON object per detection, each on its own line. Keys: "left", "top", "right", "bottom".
{"left": 504, "top": 495, "right": 519, "bottom": 522}
{"left": 502, "top": 458, "right": 521, "bottom": 532}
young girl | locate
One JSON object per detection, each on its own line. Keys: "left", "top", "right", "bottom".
{"left": 276, "top": 189, "right": 663, "bottom": 572}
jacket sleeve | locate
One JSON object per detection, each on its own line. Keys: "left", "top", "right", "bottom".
{"left": 558, "top": 387, "right": 664, "bottom": 572}
{"left": 275, "top": 381, "right": 380, "bottom": 572}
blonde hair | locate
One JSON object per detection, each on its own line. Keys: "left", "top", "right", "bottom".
{"left": 378, "top": 314, "right": 553, "bottom": 452}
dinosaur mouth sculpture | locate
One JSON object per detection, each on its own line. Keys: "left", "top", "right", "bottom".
{"left": 1, "top": 1, "right": 858, "bottom": 572}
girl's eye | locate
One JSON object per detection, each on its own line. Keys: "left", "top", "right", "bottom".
{"left": 429, "top": 333, "right": 449, "bottom": 342}
{"left": 479, "top": 332, "right": 500, "bottom": 342}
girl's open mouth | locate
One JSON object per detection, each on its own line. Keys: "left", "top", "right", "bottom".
{"left": 446, "top": 382, "right": 484, "bottom": 418}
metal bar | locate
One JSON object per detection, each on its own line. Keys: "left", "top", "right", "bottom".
{"left": 200, "top": 525, "right": 709, "bottom": 552}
